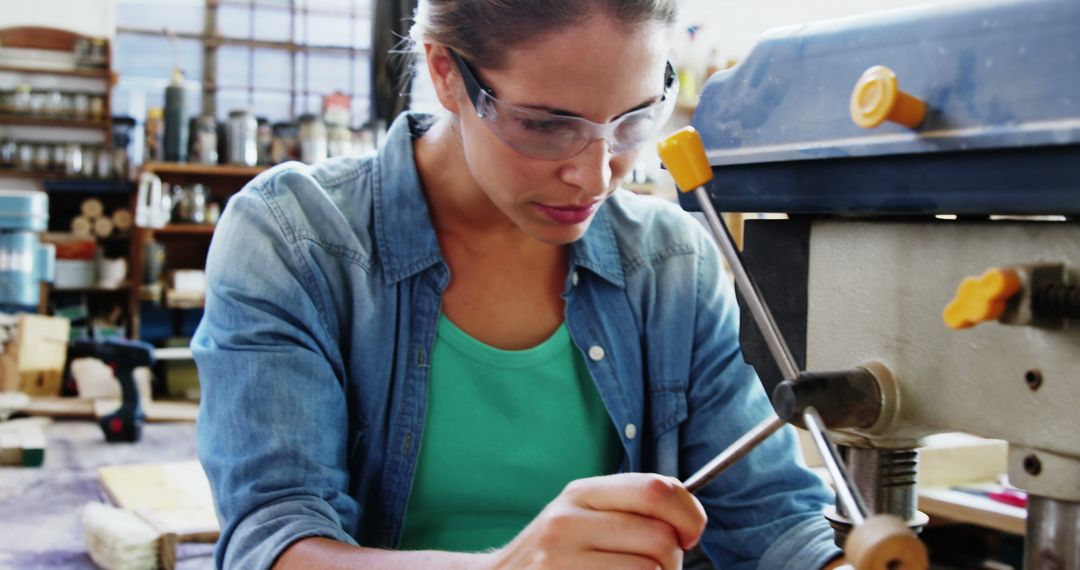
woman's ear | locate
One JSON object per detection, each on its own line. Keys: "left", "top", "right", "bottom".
{"left": 424, "top": 43, "right": 462, "bottom": 114}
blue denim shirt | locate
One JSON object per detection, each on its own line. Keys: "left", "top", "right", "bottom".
{"left": 193, "top": 113, "right": 841, "bottom": 569}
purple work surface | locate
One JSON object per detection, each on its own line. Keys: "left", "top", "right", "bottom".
{"left": 0, "top": 419, "right": 214, "bottom": 569}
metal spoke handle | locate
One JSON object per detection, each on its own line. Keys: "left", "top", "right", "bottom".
{"left": 691, "top": 187, "right": 869, "bottom": 523}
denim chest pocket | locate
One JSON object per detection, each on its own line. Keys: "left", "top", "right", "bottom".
{"left": 648, "top": 382, "right": 688, "bottom": 436}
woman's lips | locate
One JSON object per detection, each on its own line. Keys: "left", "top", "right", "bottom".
{"left": 535, "top": 201, "right": 601, "bottom": 225}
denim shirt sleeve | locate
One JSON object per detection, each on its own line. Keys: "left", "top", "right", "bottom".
{"left": 192, "top": 178, "right": 360, "bottom": 569}
{"left": 684, "top": 226, "right": 841, "bottom": 569}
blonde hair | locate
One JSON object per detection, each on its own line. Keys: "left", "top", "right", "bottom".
{"left": 409, "top": 0, "right": 677, "bottom": 70}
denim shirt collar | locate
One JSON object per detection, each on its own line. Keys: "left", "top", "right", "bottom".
{"left": 374, "top": 112, "right": 625, "bottom": 289}
{"left": 373, "top": 113, "right": 444, "bottom": 284}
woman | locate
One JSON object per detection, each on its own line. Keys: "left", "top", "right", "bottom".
{"left": 194, "top": 1, "right": 843, "bottom": 568}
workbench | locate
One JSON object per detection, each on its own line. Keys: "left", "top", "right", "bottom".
{"left": 0, "top": 419, "right": 214, "bottom": 569}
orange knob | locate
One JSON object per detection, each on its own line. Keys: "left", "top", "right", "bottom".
{"left": 943, "top": 268, "right": 1022, "bottom": 329}
{"left": 657, "top": 127, "right": 714, "bottom": 193}
{"left": 850, "top": 66, "right": 926, "bottom": 129}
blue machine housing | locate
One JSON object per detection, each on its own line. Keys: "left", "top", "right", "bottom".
{"left": 685, "top": 0, "right": 1080, "bottom": 215}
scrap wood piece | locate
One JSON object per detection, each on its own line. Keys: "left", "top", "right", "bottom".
{"left": 0, "top": 418, "right": 49, "bottom": 467}
{"left": 98, "top": 461, "right": 220, "bottom": 539}
{"left": 98, "top": 460, "right": 220, "bottom": 570}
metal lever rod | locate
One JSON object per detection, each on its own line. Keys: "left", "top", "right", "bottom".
{"left": 693, "top": 187, "right": 800, "bottom": 381}
{"left": 804, "top": 407, "right": 870, "bottom": 524}
{"left": 684, "top": 416, "right": 785, "bottom": 493}
{"left": 690, "top": 186, "right": 870, "bottom": 523}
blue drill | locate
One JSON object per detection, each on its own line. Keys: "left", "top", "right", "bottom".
{"left": 63, "top": 338, "right": 155, "bottom": 443}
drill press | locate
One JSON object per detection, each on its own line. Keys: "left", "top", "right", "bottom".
{"left": 661, "top": 0, "right": 1080, "bottom": 567}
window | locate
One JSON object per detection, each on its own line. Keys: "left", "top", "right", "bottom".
{"left": 113, "top": 0, "right": 374, "bottom": 160}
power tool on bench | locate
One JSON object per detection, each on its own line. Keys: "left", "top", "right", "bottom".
{"left": 63, "top": 338, "right": 155, "bottom": 443}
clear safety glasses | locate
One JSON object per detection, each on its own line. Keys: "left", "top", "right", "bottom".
{"left": 451, "top": 50, "right": 679, "bottom": 161}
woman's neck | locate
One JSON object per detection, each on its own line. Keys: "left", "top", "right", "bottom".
{"left": 414, "top": 115, "right": 539, "bottom": 249}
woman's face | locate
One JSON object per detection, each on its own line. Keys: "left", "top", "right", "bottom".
{"left": 437, "top": 15, "right": 672, "bottom": 245}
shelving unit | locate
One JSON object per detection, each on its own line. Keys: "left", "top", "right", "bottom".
{"left": 154, "top": 224, "right": 216, "bottom": 236}
{"left": 128, "top": 161, "right": 267, "bottom": 338}
{"left": 0, "top": 116, "right": 107, "bottom": 129}
{"left": 0, "top": 64, "right": 110, "bottom": 79}
{"left": 0, "top": 27, "right": 114, "bottom": 149}
{"left": 0, "top": 169, "right": 81, "bottom": 181}
{"left": 42, "top": 179, "right": 134, "bottom": 194}
{"left": 142, "top": 162, "right": 266, "bottom": 178}
{"left": 0, "top": 26, "right": 124, "bottom": 334}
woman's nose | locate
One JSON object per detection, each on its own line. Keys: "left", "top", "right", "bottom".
{"left": 559, "top": 138, "right": 613, "bottom": 197}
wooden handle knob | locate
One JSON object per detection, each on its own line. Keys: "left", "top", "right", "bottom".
{"left": 844, "top": 514, "right": 929, "bottom": 570}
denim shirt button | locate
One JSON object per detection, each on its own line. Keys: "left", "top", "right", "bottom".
{"left": 624, "top": 423, "right": 637, "bottom": 440}
{"left": 587, "top": 345, "right": 605, "bottom": 361}
{"left": 571, "top": 271, "right": 580, "bottom": 286}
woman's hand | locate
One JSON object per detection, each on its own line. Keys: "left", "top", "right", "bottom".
{"left": 482, "top": 473, "right": 707, "bottom": 570}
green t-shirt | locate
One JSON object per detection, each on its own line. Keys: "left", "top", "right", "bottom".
{"left": 399, "top": 315, "right": 622, "bottom": 552}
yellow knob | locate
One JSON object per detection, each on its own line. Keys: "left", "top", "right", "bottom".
{"left": 850, "top": 66, "right": 926, "bottom": 129}
{"left": 943, "top": 268, "right": 1022, "bottom": 329}
{"left": 657, "top": 127, "right": 714, "bottom": 193}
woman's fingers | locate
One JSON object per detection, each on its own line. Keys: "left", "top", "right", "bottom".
{"left": 564, "top": 473, "right": 707, "bottom": 550}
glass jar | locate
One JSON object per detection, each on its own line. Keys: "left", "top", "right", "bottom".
{"left": 192, "top": 115, "right": 219, "bottom": 165}
{"left": 51, "top": 143, "right": 66, "bottom": 172}
{"left": 113, "top": 148, "right": 129, "bottom": 180}
{"left": 32, "top": 144, "right": 51, "bottom": 171}
{"left": 89, "top": 39, "right": 108, "bottom": 68}
{"left": 29, "top": 91, "right": 46, "bottom": 116}
{"left": 142, "top": 241, "right": 166, "bottom": 285}
{"left": 112, "top": 116, "right": 137, "bottom": 156}
{"left": 89, "top": 95, "right": 104, "bottom": 120}
{"left": 81, "top": 145, "right": 98, "bottom": 178}
{"left": 327, "top": 124, "right": 353, "bottom": 158}
{"left": 270, "top": 121, "right": 297, "bottom": 164}
{"left": 298, "top": 113, "right": 327, "bottom": 164}
{"left": 144, "top": 107, "right": 164, "bottom": 163}
{"left": 15, "top": 143, "right": 34, "bottom": 170}
{"left": 226, "top": 109, "right": 258, "bottom": 166}
{"left": 12, "top": 85, "right": 32, "bottom": 115}
{"left": 96, "top": 146, "right": 113, "bottom": 179}
{"left": 43, "top": 91, "right": 64, "bottom": 117}
{"left": 0, "top": 139, "right": 16, "bottom": 167}
{"left": 171, "top": 183, "right": 208, "bottom": 224}
{"left": 256, "top": 117, "right": 272, "bottom": 165}
{"left": 63, "top": 143, "right": 83, "bottom": 177}
{"left": 72, "top": 93, "right": 90, "bottom": 119}
{"left": 73, "top": 38, "right": 92, "bottom": 68}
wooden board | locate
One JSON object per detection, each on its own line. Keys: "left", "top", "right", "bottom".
{"left": 919, "top": 486, "right": 1026, "bottom": 536}
{"left": 0, "top": 352, "right": 19, "bottom": 392}
{"left": 93, "top": 399, "right": 199, "bottom": 423}
{"left": 21, "top": 397, "right": 198, "bottom": 422}
{"left": 98, "top": 461, "right": 219, "bottom": 540}
{"left": 15, "top": 315, "right": 70, "bottom": 374}
{"left": 13, "top": 315, "right": 70, "bottom": 397}
{"left": 0, "top": 417, "right": 50, "bottom": 467}
{"left": 18, "top": 396, "right": 94, "bottom": 417}
{"left": 19, "top": 370, "right": 63, "bottom": 397}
